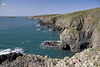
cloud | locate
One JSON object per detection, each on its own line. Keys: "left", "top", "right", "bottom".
{"left": 1, "top": 3, "right": 7, "bottom": 6}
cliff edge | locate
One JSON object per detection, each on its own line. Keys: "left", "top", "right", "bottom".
{"left": 28, "top": 7, "right": 100, "bottom": 52}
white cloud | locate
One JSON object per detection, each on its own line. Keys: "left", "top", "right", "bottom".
{"left": 1, "top": 3, "right": 7, "bottom": 6}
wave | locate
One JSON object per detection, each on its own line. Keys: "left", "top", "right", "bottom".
{"left": 42, "top": 40, "right": 61, "bottom": 43}
{"left": 20, "top": 41, "right": 31, "bottom": 45}
{"left": 0, "top": 45, "right": 5, "bottom": 46}
{"left": 0, "top": 47, "right": 24, "bottom": 55}
{"left": 26, "top": 40, "right": 31, "bottom": 42}
{"left": 48, "top": 29, "right": 52, "bottom": 31}
{"left": 36, "top": 24, "right": 40, "bottom": 27}
{"left": 21, "top": 42, "right": 25, "bottom": 44}
{"left": 35, "top": 29, "right": 40, "bottom": 30}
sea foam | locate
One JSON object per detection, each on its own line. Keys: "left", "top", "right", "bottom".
{"left": 0, "top": 47, "right": 24, "bottom": 55}
{"left": 36, "top": 24, "right": 40, "bottom": 27}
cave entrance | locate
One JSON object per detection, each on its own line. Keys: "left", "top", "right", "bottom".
{"left": 80, "top": 38, "right": 89, "bottom": 51}
{"left": 63, "top": 45, "right": 70, "bottom": 50}
{"left": 80, "top": 42, "right": 89, "bottom": 51}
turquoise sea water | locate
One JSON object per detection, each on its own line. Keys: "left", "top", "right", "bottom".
{"left": 0, "top": 16, "right": 74, "bottom": 58}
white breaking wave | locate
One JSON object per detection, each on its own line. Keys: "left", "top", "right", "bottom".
{"left": 35, "top": 29, "right": 40, "bottom": 30}
{"left": 48, "top": 29, "right": 52, "bottom": 31}
{"left": 21, "top": 42, "right": 25, "bottom": 44}
{"left": 36, "top": 24, "right": 40, "bottom": 26}
{"left": 0, "top": 47, "right": 24, "bottom": 55}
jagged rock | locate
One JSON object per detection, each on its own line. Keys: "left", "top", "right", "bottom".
{"left": 60, "top": 27, "right": 80, "bottom": 52}
{"left": 39, "top": 28, "right": 44, "bottom": 30}
{"left": 41, "top": 41, "right": 60, "bottom": 48}
{"left": 0, "top": 52, "right": 23, "bottom": 64}
{"left": 90, "top": 21, "right": 100, "bottom": 48}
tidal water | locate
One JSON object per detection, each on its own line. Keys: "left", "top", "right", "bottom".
{"left": 0, "top": 16, "right": 74, "bottom": 58}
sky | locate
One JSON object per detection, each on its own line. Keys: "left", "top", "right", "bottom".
{"left": 0, "top": 0, "right": 100, "bottom": 16}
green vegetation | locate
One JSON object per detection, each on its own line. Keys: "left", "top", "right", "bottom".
{"left": 32, "top": 14, "right": 62, "bottom": 18}
{"left": 30, "top": 7, "right": 100, "bottom": 27}
{"left": 94, "top": 61, "right": 98, "bottom": 67}
{"left": 87, "top": 64, "right": 90, "bottom": 67}
{"left": 97, "top": 24, "right": 100, "bottom": 31}
{"left": 69, "top": 27, "right": 79, "bottom": 36}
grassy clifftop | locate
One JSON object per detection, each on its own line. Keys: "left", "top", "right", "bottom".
{"left": 28, "top": 7, "right": 100, "bottom": 23}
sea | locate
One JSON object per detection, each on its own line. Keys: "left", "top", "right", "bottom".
{"left": 0, "top": 16, "right": 74, "bottom": 59}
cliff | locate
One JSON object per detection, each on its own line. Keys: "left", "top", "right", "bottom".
{"left": 28, "top": 7, "right": 100, "bottom": 52}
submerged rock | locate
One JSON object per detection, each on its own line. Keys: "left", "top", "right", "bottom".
{"left": 39, "top": 28, "right": 44, "bottom": 30}
{"left": 41, "top": 41, "right": 60, "bottom": 48}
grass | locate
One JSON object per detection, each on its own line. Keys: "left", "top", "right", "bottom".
{"left": 94, "top": 61, "right": 98, "bottom": 67}
{"left": 97, "top": 24, "right": 100, "bottom": 31}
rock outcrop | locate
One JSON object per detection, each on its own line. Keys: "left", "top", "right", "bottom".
{"left": 41, "top": 41, "right": 60, "bottom": 48}
{"left": 56, "top": 48, "right": 100, "bottom": 67}
{"left": 60, "top": 27, "right": 80, "bottom": 52}
{"left": 28, "top": 7, "right": 100, "bottom": 52}
{"left": 90, "top": 21, "right": 100, "bottom": 48}
{"left": 0, "top": 52, "right": 23, "bottom": 64}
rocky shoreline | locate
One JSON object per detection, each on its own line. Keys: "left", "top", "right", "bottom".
{"left": 0, "top": 47, "right": 100, "bottom": 67}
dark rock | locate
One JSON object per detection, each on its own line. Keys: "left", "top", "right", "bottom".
{"left": 0, "top": 52, "right": 23, "bottom": 64}
{"left": 52, "top": 26, "right": 64, "bottom": 32}
{"left": 41, "top": 41, "right": 60, "bottom": 48}
{"left": 39, "top": 28, "right": 44, "bottom": 30}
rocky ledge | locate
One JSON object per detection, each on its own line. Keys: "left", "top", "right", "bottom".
{"left": 28, "top": 7, "right": 100, "bottom": 52}
{"left": 41, "top": 41, "right": 60, "bottom": 48}
{"left": 0, "top": 47, "right": 100, "bottom": 67}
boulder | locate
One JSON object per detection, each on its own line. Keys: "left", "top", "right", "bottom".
{"left": 0, "top": 52, "right": 23, "bottom": 64}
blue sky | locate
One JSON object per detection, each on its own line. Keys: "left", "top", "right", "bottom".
{"left": 0, "top": 0, "right": 100, "bottom": 16}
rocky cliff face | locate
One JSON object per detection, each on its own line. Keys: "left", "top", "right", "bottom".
{"left": 59, "top": 8, "right": 100, "bottom": 52}
{"left": 0, "top": 48, "right": 100, "bottom": 67}
{"left": 90, "top": 21, "right": 100, "bottom": 48}
{"left": 28, "top": 7, "right": 100, "bottom": 52}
